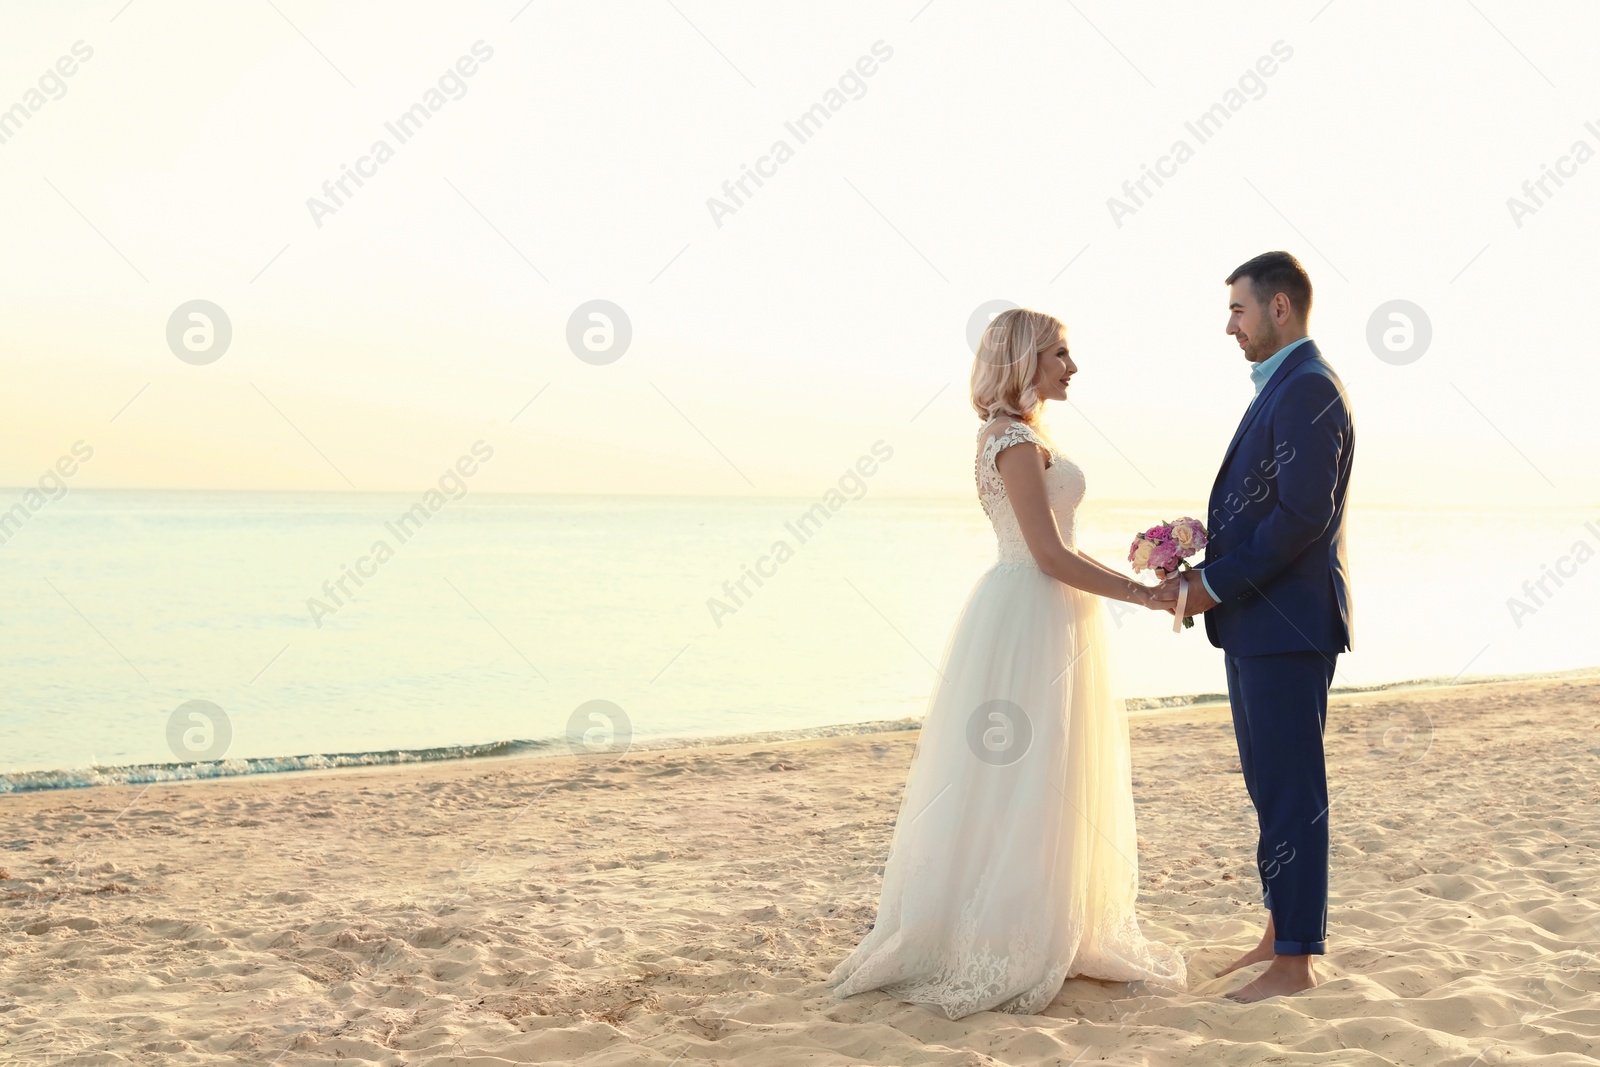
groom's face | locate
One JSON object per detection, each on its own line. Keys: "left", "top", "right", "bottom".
{"left": 1226, "top": 277, "right": 1281, "bottom": 363}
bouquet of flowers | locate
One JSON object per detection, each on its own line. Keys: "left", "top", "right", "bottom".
{"left": 1128, "top": 517, "right": 1208, "bottom": 630}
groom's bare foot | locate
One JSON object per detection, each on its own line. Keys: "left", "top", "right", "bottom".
{"left": 1217, "top": 917, "right": 1275, "bottom": 977}
{"left": 1226, "top": 955, "right": 1318, "bottom": 1003}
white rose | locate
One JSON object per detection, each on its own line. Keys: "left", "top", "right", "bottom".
{"left": 1132, "top": 541, "right": 1154, "bottom": 569}
{"left": 1172, "top": 524, "right": 1195, "bottom": 546}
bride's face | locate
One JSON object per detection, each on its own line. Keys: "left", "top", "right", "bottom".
{"left": 1032, "top": 326, "right": 1076, "bottom": 402}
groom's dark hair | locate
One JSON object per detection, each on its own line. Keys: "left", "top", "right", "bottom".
{"left": 1226, "top": 251, "right": 1312, "bottom": 322}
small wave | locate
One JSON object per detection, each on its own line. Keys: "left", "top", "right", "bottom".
{"left": 0, "top": 738, "right": 554, "bottom": 795}
{"left": 0, "top": 719, "right": 926, "bottom": 795}
{"left": 1126, "top": 693, "right": 1231, "bottom": 711}
{"left": 1124, "top": 665, "right": 1600, "bottom": 714}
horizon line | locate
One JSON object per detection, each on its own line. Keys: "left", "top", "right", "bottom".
{"left": 0, "top": 486, "right": 1593, "bottom": 511}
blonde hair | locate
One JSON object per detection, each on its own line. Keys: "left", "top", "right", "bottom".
{"left": 969, "top": 307, "right": 1065, "bottom": 425}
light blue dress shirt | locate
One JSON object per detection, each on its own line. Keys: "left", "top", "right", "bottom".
{"left": 1198, "top": 337, "right": 1312, "bottom": 603}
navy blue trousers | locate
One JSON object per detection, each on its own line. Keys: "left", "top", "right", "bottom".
{"left": 1224, "top": 650, "right": 1338, "bottom": 955}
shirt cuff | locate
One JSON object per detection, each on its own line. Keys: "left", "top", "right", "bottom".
{"left": 1199, "top": 569, "right": 1219, "bottom": 602}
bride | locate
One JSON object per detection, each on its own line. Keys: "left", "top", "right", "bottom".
{"left": 824, "top": 307, "right": 1187, "bottom": 1019}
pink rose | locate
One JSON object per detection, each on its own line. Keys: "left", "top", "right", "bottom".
{"left": 1148, "top": 541, "right": 1181, "bottom": 573}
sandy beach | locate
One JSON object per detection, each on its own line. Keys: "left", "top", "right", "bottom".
{"left": 2, "top": 673, "right": 1597, "bottom": 1066}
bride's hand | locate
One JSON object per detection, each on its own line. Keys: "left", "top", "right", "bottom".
{"left": 1145, "top": 578, "right": 1180, "bottom": 613}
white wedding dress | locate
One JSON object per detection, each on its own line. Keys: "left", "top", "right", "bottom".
{"left": 824, "top": 418, "right": 1187, "bottom": 1019}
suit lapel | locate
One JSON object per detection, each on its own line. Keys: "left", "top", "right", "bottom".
{"left": 1211, "top": 339, "right": 1320, "bottom": 496}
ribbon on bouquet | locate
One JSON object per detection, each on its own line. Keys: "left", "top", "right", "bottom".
{"left": 1173, "top": 573, "right": 1189, "bottom": 634}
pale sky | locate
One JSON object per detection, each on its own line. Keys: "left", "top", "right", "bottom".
{"left": 3, "top": 0, "right": 1597, "bottom": 508}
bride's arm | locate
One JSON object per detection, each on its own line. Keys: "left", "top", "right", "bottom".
{"left": 1077, "top": 550, "right": 1139, "bottom": 585}
{"left": 995, "top": 444, "right": 1161, "bottom": 607}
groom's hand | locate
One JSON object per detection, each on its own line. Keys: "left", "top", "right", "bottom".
{"left": 1181, "top": 574, "right": 1217, "bottom": 616}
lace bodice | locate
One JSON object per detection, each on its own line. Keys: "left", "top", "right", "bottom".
{"left": 976, "top": 419, "right": 1086, "bottom": 564}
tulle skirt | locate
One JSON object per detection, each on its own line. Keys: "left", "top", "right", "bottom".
{"left": 824, "top": 561, "right": 1187, "bottom": 1019}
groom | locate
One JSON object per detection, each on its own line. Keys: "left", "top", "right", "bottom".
{"left": 1157, "top": 250, "right": 1354, "bottom": 1003}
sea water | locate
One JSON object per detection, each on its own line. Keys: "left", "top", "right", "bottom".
{"left": 1, "top": 491, "right": 1594, "bottom": 790}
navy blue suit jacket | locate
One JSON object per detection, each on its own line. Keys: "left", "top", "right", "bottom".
{"left": 1198, "top": 340, "right": 1354, "bottom": 656}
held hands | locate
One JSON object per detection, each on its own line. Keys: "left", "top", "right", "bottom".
{"left": 1151, "top": 568, "right": 1218, "bottom": 618}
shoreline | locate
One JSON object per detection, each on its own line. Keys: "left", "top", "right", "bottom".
{"left": 5, "top": 664, "right": 1597, "bottom": 796}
